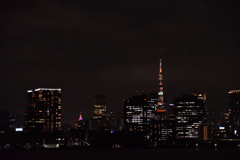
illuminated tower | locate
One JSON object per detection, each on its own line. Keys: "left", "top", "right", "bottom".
{"left": 76, "top": 111, "right": 84, "bottom": 129}
{"left": 156, "top": 50, "right": 166, "bottom": 120}
{"left": 158, "top": 59, "right": 164, "bottom": 106}
{"left": 78, "top": 111, "right": 83, "bottom": 121}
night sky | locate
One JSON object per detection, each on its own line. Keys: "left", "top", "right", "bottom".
{"left": 1, "top": 0, "right": 240, "bottom": 125}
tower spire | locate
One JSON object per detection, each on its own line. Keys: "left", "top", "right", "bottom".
{"left": 157, "top": 50, "right": 166, "bottom": 120}
{"left": 78, "top": 111, "right": 83, "bottom": 121}
{"left": 158, "top": 58, "right": 164, "bottom": 106}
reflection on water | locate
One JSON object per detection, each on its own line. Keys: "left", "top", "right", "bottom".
{"left": 0, "top": 149, "right": 240, "bottom": 160}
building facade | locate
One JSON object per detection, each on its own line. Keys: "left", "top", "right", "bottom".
{"left": 24, "top": 88, "right": 61, "bottom": 132}
{"left": 148, "top": 120, "right": 175, "bottom": 146}
{"left": 90, "top": 95, "right": 108, "bottom": 130}
{"left": 124, "top": 94, "right": 155, "bottom": 132}
{"left": 228, "top": 90, "right": 240, "bottom": 136}
{"left": 198, "top": 125, "right": 211, "bottom": 141}
{"left": 174, "top": 93, "right": 206, "bottom": 139}
{"left": 93, "top": 95, "right": 107, "bottom": 119}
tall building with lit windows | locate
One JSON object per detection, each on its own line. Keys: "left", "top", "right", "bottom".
{"left": 124, "top": 94, "right": 155, "bottom": 132}
{"left": 93, "top": 95, "right": 107, "bottom": 119}
{"left": 90, "top": 95, "right": 108, "bottom": 130}
{"left": 24, "top": 88, "right": 61, "bottom": 132}
{"left": 149, "top": 120, "right": 175, "bottom": 146}
{"left": 228, "top": 90, "right": 240, "bottom": 136}
{"left": 174, "top": 93, "right": 206, "bottom": 139}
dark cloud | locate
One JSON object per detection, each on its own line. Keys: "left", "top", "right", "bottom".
{"left": 1, "top": 0, "right": 240, "bottom": 124}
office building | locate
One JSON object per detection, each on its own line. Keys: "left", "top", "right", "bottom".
{"left": 174, "top": 93, "right": 206, "bottom": 139}
{"left": 206, "top": 110, "right": 218, "bottom": 127}
{"left": 90, "top": 95, "right": 108, "bottom": 130}
{"left": 93, "top": 95, "right": 107, "bottom": 119}
{"left": 24, "top": 88, "right": 61, "bottom": 132}
{"left": 149, "top": 91, "right": 158, "bottom": 114}
{"left": 148, "top": 120, "right": 175, "bottom": 146}
{"left": 221, "top": 111, "right": 230, "bottom": 125}
{"left": 228, "top": 90, "right": 240, "bottom": 136}
{"left": 198, "top": 125, "right": 211, "bottom": 141}
{"left": 205, "top": 110, "right": 219, "bottom": 139}
{"left": 124, "top": 94, "right": 155, "bottom": 132}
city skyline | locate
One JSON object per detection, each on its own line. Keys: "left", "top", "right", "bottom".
{"left": 1, "top": 1, "right": 240, "bottom": 124}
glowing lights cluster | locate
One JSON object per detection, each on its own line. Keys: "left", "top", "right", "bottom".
{"left": 28, "top": 88, "right": 61, "bottom": 93}
{"left": 78, "top": 111, "right": 83, "bottom": 121}
{"left": 228, "top": 90, "right": 240, "bottom": 94}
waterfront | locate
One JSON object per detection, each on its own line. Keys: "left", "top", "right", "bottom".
{"left": 1, "top": 149, "right": 240, "bottom": 160}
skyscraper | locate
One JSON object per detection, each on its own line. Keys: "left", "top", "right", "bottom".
{"left": 228, "top": 90, "right": 240, "bottom": 136}
{"left": 93, "top": 95, "right": 107, "bottom": 119}
{"left": 174, "top": 93, "right": 206, "bottom": 139}
{"left": 24, "top": 88, "right": 61, "bottom": 132}
{"left": 149, "top": 120, "right": 175, "bottom": 146}
{"left": 90, "top": 94, "right": 108, "bottom": 130}
{"left": 124, "top": 94, "right": 155, "bottom": 132}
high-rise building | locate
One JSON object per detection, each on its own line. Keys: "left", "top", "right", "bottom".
{"left": 218, "top": 111, "right": 230, "bottom": 136}
{"left": 198, "top": 125, "right": 211, "bottom": 141}
{"left": 93, "top": 95, "right": 107, "bottom": 119}
{"left": 206, "top": 110, "right": 219, "bottom": 139}
{"left": 24, "top": 88, "right": 61, "bottom": 132}
{"left": 221, "top": 111, "right": 230, "bottom": 125}
{"left": 228, "top": 90, "right": 240, "bottom": 136}
{"left": 149, "top": 91, "right": 158, "bottom": 111}
{"left": 206, "top": 110, "right": 218, "bottom": 128}
{"left": 90, "top": 95, "right": 108, "bottom": 130}
{"left": 124, "top": 94, "right": 155, "bottom": 132}
{"left": 148, "top": 119, "right": 175, "bottom": 146}
{"left": 174, "top": 93, "right": 206, "bottom": 139}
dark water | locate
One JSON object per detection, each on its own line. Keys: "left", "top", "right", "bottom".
{"left": 1, "top": 149, "right": 240, "bottom": 160}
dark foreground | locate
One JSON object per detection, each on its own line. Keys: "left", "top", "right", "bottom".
{"left": 1, "top": 148, "right": 240, "bottom": 160}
